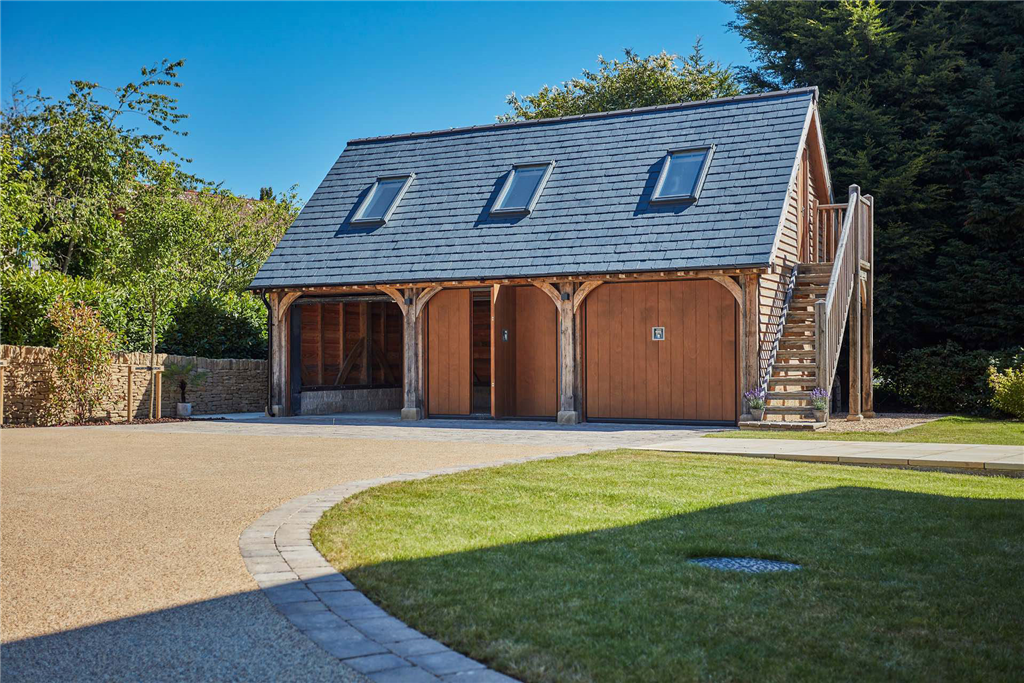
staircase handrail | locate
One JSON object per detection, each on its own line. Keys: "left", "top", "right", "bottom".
{"left": 759, "top": 262, "right": 799, "bottom": 394}
{"left": 814, "top": 187, "right": 861, "bottom": 394}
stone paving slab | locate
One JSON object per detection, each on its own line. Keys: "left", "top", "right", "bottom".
{"left": 239, "top": 449, "right": 593, "bottom": 683}
{"left": 635, "top": 438, "right": 1023, "bottom": 472}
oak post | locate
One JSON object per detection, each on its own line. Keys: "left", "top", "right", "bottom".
{"left": 401, "top": 287, "right": 424, "bottom": 420}
{"left": 556, "top": 282, "right": 579, "bottom": 425}
{"left": 862, "top": 194, "right": 875, "bottom": 417}
{"left": 740, "top": 274, "right": 759, "bottom": 421}
{"left": 847, "top": 185, "right": 863, "bottom": 421}
{"left": 269, "top": 292, "right": 290, "bottom": 416}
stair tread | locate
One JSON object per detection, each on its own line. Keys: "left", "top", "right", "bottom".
{"left": 765, "top": 405, "right": 816, "bottom": 414}
{"left": 768, "top": 391, "right": 814, "bottom": 399}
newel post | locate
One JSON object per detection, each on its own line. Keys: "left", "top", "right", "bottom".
{"left": 556, "top": 282, "right": 579, "bottom": 425}
{"left": 847, "top": 185, "right": 863, "bottom": 421}
{"left": 862, "top": 194, "right": 875, "bottom": 417}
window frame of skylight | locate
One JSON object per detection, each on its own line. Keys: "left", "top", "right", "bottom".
{"left": 490, "top": 161, "right": 556, "bottom": 216}
{"left": 650, "top": 145, "right": 716, "bottom": 204}
{"left": 351, "top": 173, "right": 416, "bottom": 225}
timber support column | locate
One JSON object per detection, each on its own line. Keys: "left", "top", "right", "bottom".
{"left": 556, "top": 282, "right": 579, "bottom": 425}
{"left": 862, "top": 194, "right": 876, "bottom": 417}
{"left": 269, "top": 290, "right": 298, "bottom": 417}
{"left": 400, "top": 288, "right": 423, "bottom": 421}
{"left": 388, "top": 285, "right": 440, "bottom": 421}
{"left": 847, "top": 185, "right": 864, "bottom": 421}
{"left": 740, "top": 274, "right": 759, "bottom": 422}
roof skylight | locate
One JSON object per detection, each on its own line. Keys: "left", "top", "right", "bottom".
{"left": 352, "top": 174, "right": 415, "bottom": 224}
{"left": 491, "top": 162, "right": 555, "bottom": 215}
{"left": 651, "top": 146, "right": 714, "bottom": 203}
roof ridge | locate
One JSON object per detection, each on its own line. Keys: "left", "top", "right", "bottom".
{"left": 346, "top": 87, "right": 818, "bottom": 145}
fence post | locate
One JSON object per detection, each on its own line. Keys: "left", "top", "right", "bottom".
{"left": 127, "top": 365, "right": 133, "bottom": 423}
{"left": 0, "top": 360, "right": 6, "bottom": 426}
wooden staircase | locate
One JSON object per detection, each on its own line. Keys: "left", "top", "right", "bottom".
{"left": 762, "top": 262, "right": 832, "bottom": 427}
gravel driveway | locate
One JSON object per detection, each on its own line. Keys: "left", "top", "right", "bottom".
{"left": 1, "top": 417, "right": 710, "bottom": 681}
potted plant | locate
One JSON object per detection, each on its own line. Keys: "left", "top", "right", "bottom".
{"left": 163, "top": 361, "right": 209, "bottom": 418}
{"left": 744, "top": 388, "right": 766, "bottom": 421}
{"left": 810, "top": 387, "right": 828, "bottom": 422}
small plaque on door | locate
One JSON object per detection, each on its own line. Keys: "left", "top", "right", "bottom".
{"left": 652, "top": 327, "right": 665, "bottom": 341}
{"left": 502, "top": 329, "right": 509, "bottom": 342}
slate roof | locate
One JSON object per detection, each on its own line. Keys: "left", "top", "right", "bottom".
{"left": 250, "top": 88, "right": 816, "bottom": 289}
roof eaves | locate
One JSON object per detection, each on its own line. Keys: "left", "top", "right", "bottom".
{"left": 346, "top": 87, "right": 820, "bottom": 146}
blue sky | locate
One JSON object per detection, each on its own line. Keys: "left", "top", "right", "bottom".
{"left": 1, "top": 2, "right": 750, "bottom": 201}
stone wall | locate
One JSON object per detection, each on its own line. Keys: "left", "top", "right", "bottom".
{"left": 1, "top": 345, "right": 267, "bottom": 425}
{"left": 298, "top": 387, "right": 402, "bottom": 415}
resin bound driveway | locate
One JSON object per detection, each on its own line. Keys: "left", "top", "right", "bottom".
{"left": 0, "top": 416, "right": 710, "bottom": 681}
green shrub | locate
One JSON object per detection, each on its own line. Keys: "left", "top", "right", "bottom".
{"left": 1, "top": 269, "right": 146, "bottom": 348}
{"left": 46, "top": 297, "right": 116, "bottom": 424}
{"left": 886, "top": 343, "right": 1024, "bottom": 415}
{"left": 989, "top": 366, "right": 1024, "bottom": 420}
{"left": 160, "top": 290, "right": 267, "bottom": 359}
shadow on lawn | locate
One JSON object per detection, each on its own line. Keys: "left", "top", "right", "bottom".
{"left": 4, "top": 487, "right": 1022, "bottom": 682}
{"left": 341, "top": 486, "right": 1024, "bottom": 682}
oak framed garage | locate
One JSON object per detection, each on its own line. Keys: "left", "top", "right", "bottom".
{"left": 252, "top": 88, "right": 874, "bottom": 428}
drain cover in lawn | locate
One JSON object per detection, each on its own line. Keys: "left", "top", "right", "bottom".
{"left": 688, "top": 557, "right": 801, "bottom": 573}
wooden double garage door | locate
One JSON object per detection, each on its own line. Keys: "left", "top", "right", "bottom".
{"left": 426, "top": 280, "right": 738, "bottom": 423}
{"left": 585, "top": 280, "right": 738, "bottom": 423}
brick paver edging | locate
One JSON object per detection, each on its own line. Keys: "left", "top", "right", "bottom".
{"left": 239, "top": 451, "right": 584, "bottom": 683}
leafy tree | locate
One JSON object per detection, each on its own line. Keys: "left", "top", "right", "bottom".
{"left": 500, "top": 41, "right": 741, "bottom": 122}
{"left": 1, "top": 59, "right": 197, "bottom": 277}
{"left": 0, "top": 135, "right": 43, "bottom": 272}
{"left": 45, "top": 297, "right": 116, "bottom": 424}
{"left": 726, "top": 1, "right": 1024, "bottom": 361}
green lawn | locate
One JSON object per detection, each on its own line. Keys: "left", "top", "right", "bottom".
{"left": 312, "top": 451, "right": 1024, "bottom": 683}
{"left": 709, "top": 416, "right": 1024, "bottom": 445}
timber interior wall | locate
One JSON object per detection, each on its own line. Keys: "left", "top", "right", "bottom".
{"left": 585, "top": 280, "right": 738, "bottom": 423}
{"left": 297, "top": 301, "right": 403, "bottom": 390}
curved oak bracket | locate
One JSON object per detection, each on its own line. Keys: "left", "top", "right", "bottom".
{"left": 411, "top": 285, "right": 443, "bottom": 319}
{"left": 711, "top": 276, "right": 743, "bottom": 306}
{"left": 572, "top": 281, "right": 603, "bottom": 313}
{"left": 377, "top": 286, "right": 408, "bottom": 317}
{"left": 532, "top": 282, "right": 562, "bottom": 307}
{"left": 276, "top": 292, "right": 302, "bottom": 322}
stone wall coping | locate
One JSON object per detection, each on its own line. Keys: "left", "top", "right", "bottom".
{"left": 238, "top": 450, "right": 587, "bottom": 683}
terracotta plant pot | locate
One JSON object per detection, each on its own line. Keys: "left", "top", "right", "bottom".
{"left": 176, "top": 403, "right": 192, "bottom": 418}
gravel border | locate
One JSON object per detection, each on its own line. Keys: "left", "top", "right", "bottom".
{"left": 239, "top": 450, "right": 585, "bottom": 683}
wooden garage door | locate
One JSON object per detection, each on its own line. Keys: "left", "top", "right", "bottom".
{"left": 491, "top": 286, "right": 558, "bottom": 418}
{"left": 427, "top": 288, "right": 471, "bottom": 416}
{"left": 585, "top": 280, "right": 737, "bottom": 422}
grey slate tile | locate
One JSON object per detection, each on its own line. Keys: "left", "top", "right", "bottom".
{"left": 252, "top": 91, "right": 813, "bottom": 288}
